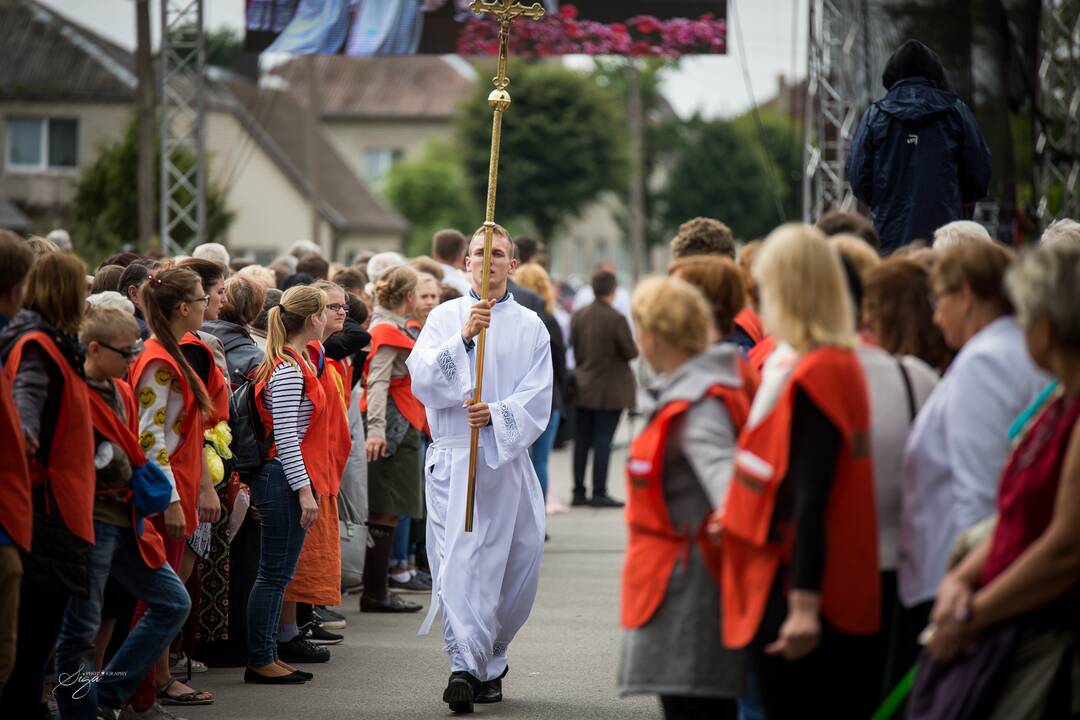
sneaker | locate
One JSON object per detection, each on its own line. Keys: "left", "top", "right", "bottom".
{"left": 302, "top": 623, "right": 344, "bottom": 646}
{"left": 414, "top": 569, "right": 433, "bottom": 585}
{"left": 169, "top": 653, "right": 207, "bottom": 675}
{"left": 389, "top": 574, "right": 432, "bottom": 592}
{"left": 118, "top": 703, "right": 189, "bottom": 720}
{"left": 277, "top": 635, "right": 331, "bottom": 663}
{"left": 314, "top": 606, "right": 346, "bottom": 630}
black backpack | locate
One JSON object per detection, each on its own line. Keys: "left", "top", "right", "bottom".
{"left": 228, "top": 376, "right": 273, "bottom": 473}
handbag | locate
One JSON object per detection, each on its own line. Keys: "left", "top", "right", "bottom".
{"left": 908, "top": 624, "right": 1018, "bottom": 720}
{"left": 21, "top": 478, "right": 90, "bottom": 598}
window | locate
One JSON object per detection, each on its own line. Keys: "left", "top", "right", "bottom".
{"left": 6, "top": 117, "right": 78, "bottom": 171}
{"left": 362, "top": 147, "right": 403, "bottom": 184}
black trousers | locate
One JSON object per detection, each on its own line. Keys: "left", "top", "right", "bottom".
{"left": 660, "top": 695, "right": 737, "bottom": 720}
{"left": 750, "top": 578, "right": 879, "bottom": 720}
{"left": 0, "top": 578, "right": 70, "bottom": 720}
{"left": 572, "top": 407, "right": 621, "bottom": 498}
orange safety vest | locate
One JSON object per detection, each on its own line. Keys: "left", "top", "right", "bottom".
{"left": 5, "top": 331, "right": 95, "bottom": 545}
{"left": 88, "top": 379, "right": 167, "bottom": 569}
{"left": 180, "top": 333, "right": 230, "bottom": 425}
{"left": 621, "top": 376, "right": 754, "bottom": 630}
{"left": 306, "top": 341, "right": 352, "bottom": 496}
{"left": 255, "top": 346, "right": 331, "bottom": 495}
{"left": 129, "top": 339, "right": 206, "bottom": 537}
{"left": 747, "top": 335, "right": 777, "bottom": 374}
{"left": 734, "top": 306, "right": 766, "bottom": 346}
{"left": 360, "top": 323, "right": 426, "bottom": 432}
{"left": 0, "top": 361, "right": 32, "bottom": 551}
{"left": 720, "top": 346, "right": 879, "bottom": 648}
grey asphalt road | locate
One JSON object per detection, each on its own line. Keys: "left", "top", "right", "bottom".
{"left": 182, "top": 441, "right": 660, "bottom": 720}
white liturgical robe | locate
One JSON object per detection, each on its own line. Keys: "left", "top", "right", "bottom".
{"left": 406, "top": 291, "right": 552, "bottom": 682}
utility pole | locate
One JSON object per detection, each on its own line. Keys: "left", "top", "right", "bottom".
{"left": 304, "top": 55, "right": 325, "bottom": 257}
{"left": 625, "top": 62, "right": 646, "bottom": 280}
{"left": 135, "top": 0, "right": 154, "bottom": 252}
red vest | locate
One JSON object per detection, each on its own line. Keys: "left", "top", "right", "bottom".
{"left": 0, "top": 353, "right": 33, "bottom": 551}
{"left": 747, "top": 335, "right": 777, "bottom": 373}
{"left": 360, "top": 323, "right": 426, "bottom": 432}
{"left": 180, "top": 333, "right": 230, "bottom": 426}
{"left": 129, "top": 339, "right": 205, "bottom": 537}
{"left": 306, "top": 342, "right": 352, "bottom": 496}
{"left": 5, "top": 331, "right": 95, "bottom": 544}
{"left": 621, "top": 375, "right": 754, "bottom": 629}
{"left": 720, "top": 346, "right": 879, "bottom": 648}
{"left": 255, "top": 347, "right": 331, "bottom": 495}
{"left": 88, "top": 379, "right": 167, "bottom": 569}
{"left": 734, "top": 306, "right": 765, "bottom": 345}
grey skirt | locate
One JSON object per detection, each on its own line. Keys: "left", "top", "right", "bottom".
{"left": 367, "top": 426, "right": 423, "bottom": 518}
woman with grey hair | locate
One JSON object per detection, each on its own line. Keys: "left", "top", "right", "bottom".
{"left": 1040, "top": 218, "right": 1080, "bottom": 248}
{"left": 917, "top": 243, "right": 1080, "bottom": 718}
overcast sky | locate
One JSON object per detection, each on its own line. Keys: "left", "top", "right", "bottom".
{"left": 38, "top": 0, "right": 807, "bottom": 118}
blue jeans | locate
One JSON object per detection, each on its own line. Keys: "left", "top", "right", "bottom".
{"left": 530, "top": 409, "right": 560, "bottom": 499}
{"left": 54, "top": 521, "right": 190, "bottom": 719}
{"left": 247, "top": 460, "right": 307, "bottom": 667}
{"left": 391, "top": 516, "right": 410, "bottom": 567}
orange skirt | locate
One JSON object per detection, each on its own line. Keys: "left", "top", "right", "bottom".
{"left": 284, "top": 494, "right": 342, "bottom": 606}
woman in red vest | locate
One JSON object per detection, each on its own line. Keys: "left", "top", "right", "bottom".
{"left": 718, "top": 224, "right": 881, "bottom": 719}
{"left": 617, "top": 277, "right": 755, "bottom": 720}
{"left": 127, "top": 266, "right": 220, "bottom": 709}
{"left": 361, "top": 266, "right": 426, "bottom": 614}
{"left": 247, "top": 285, "right": 328, "bottom": 684}
{"left": 0, "top": 252, "right": 94, "bottom": 717}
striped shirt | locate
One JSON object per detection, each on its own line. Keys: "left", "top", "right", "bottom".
{"left": 263, "top": 361, "right": 314, "bottom": 491}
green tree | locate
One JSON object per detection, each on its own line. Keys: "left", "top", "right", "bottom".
{"left": 657, "top": 116, "right": 777, "bottom": 241}
{"left": 456, "top": 63, "right": 628, "bottom": 241}
{"left": 731, "top": 107, "right": 803, "bottom": 222}
{"left": 383, "top": 141, "right": 483, "bottom": 257}
{"left": 71, "top": 121, "right": 233, "bottom": 264}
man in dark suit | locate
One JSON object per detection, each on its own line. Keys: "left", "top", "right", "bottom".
{"left": 569, "top": 270, "right": 638, "bottom": 507}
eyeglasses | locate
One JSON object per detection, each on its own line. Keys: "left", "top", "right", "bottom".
{"left": 185, "top": 295, "right": 211, "bottom": 307}
{"left": 326, "top": 303, "right": 350, "bottom": 315}
{"left": 99, "top": 340, "right": 144, "bottom": 360}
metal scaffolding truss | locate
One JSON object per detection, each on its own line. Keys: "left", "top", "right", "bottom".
{"left": 1036, "top": 0, "right": 1080, "bottom": 224}
{"left": 159, "top": 0, "right": 205, "bottom": 255}
{"left": 802, "top": 0, "right": 870, "bottom": 222}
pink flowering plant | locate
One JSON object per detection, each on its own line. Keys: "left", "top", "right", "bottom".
{"left": 456, "top": 4, "right": 726, "bottom": 57}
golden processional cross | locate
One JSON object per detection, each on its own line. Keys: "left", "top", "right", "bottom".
{"left": 464, "top": 0, "right": 545, "bottom": 533}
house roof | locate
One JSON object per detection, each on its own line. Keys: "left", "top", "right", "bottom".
{"left": 209, "top": 74, "right": 408, "bottom": 235}
{"left": 269, "top": 56, "right": 476, "bottom": 121}
{"left": 0, "top": 0, "right": 136, "bottom": 102}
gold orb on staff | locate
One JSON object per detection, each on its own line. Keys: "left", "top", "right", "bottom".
{"left": 464, "top": 0, "right": 545, "bottom": 533}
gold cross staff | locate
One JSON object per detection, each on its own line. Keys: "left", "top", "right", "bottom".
{"left": 464, "top": 0, "right": 545, "bottom": 533}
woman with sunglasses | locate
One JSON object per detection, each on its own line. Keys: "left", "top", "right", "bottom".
{"left": 0, "top": 252, "right": 96, "bottom": 717}
{"left": 126, "top": 266, "right": 221, "bottom": 710}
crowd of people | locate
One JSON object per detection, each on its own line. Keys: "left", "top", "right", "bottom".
{"left": 0, "top": 201, "right": 1077, "bottom": 719}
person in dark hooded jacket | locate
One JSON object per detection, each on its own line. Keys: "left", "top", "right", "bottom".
{"left": 847, "top": 39, "right": 992, "bottom": 255}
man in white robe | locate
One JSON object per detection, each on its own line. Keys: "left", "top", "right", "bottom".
{"left": 406, "top": 225, "right": 552, "bottom": 713}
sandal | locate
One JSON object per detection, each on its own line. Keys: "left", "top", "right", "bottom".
{"left": 157, "top": 677, "right": 215, "bottom": 706}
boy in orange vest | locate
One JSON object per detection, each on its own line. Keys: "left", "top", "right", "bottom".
{"left": 52, "top": 308, "right": 191, "bottom": 720}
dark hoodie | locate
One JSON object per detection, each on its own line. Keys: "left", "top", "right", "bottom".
{"left": 846, "top": 40, "right": 991, "bottom": 254}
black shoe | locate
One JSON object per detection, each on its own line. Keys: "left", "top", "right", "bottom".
{"left": 244, "top": 667, "right": 310, "bottom": 684}
{"left": 589, "top": 494, "right": 625, "bottom": 508}
{"left": 570, "top": 494, "right": 590, "bottom": 507}
{"left": 277, "top": 636, "right": 331, "bottom": 664}
{"left": 475, "top": 665, "right": 508, "bottom": 704}
{"left": 443, "top": 671, "right": 480, "bottom": 714}
{"left": 302, "top": 623, "right": 343, "bottom": 645}
{"left": 360, "top": 593, "right": 423, "bottom": 613}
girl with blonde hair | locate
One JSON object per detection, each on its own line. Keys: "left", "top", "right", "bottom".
{"left": 246, "top": 285, "right": 329, "bottom": 684}
{"left": 618, "top": 276, "right": 755, "bottom": 719}
{"left": 718, "top": 224, "right": 881, "bottom": 718}
{"left": 361, "top": 265, "right": 427, "bottom": 612}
